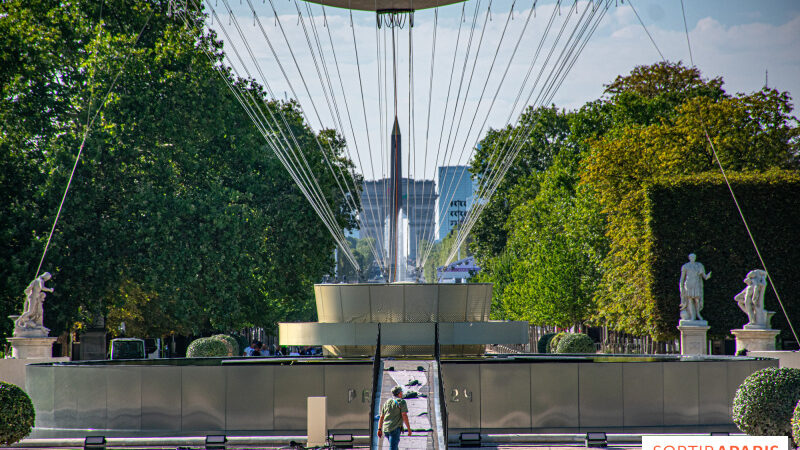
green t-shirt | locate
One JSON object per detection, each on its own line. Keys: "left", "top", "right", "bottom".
{"left": 380, "top": 397, "right": 408, "bottom": 433}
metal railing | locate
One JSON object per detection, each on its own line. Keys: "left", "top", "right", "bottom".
{"left": 369, "top": 323, "right": 382, "bottom": 450}
{"left": 434, "top": 322, "right": 448, "bottom": 449}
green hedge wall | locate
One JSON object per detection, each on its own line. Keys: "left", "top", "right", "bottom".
{"left": 645, "top": 171, "right": 800, "bottom": 340}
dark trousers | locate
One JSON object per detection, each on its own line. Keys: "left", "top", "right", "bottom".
{"left": 386, "top": 427, "right": 402, "bottom": 450}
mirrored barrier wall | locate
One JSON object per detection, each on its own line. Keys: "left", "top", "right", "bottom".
{"left": 27, "top": 356, "right": 776, "bottom": 435}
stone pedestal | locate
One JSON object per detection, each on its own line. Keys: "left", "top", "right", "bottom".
{"left": 79, "top": 329, "right": 107, "bottom": 361}
{"left": 8, "top": 337, "right": 58, "bottom": 359}
{"left": 678, "top": 321, "right": 710, "bottom": 355}
{"left": 731, "top": 328, "right": 780, "bottom": 353}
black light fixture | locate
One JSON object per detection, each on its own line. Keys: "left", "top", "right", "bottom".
{"left": 586, "top": 432, "right": 608, "bottom": 448}
{"left": 459, "top": 432, "right": 481, "bottom": 447}
{"left": 710, "top": 432, "right": 730, "bottom": 436}
{"left": 84, "top": 436, "right": 106, "bottom": 450}
{"left": 205, "top": 434, "right": 227, "bottom": 450}
{"left": 330, "top": 433, "right": 354, "bottom": 448}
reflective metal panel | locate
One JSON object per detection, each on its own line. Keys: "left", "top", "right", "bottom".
{"left": 579, "top": 363, "right": 623, "bottom": 428}
{"left": 339, "top": 284, "right": 371, "bottom": 323}
{"left": 182, "top": 366, "right": 225, "bottom": 431}
{"left": 752, "top": 358, "right": 777, "bottom": 372}
{"left": 318, "top": 286, "right": 343, "bottom": 323}
{"left": 53, "top": 367, "right": 79, "bottom": 428}
{"left": 354, "top": 323, "right": 380, "bottom": 345}
{"left": 466, "top": 284, "right": 489, "bottom": 321}
{"left": 274, "top": 365, "right": 324, "bottom": 430}
{"left": 225, "top": 365, "right": 274, "bottom": 430}
{"left": 106, "top": 366, "right": 141, "bottom": 430}
{"left": 622, "top": 362, "right": 663, "bottom": 427}
{"left": 531, "top": 363, "right": 579, "bottom": 428}
{"left": 26, "top": 365, "right": 54, "bottom": 428}
{"left": 437, "top": 284, "right": 469, "bottom": 322}
{"left": 726, "top": 360, "right": 756, "bottom": 409}
{"left": 324, "top": 364, "right": 372, "bottom": 430}
{"left": 382, "top": 323, "right": 434, "bottom": 345}
{"left": 450, "top": 322, "right": 528, "bottom": 345}
{"left": 480, "top": 285, "right": 492, "bottom": 321}
{"left": 76, "top": 367, "right": 107, "bottom": 429}
{"left": 480, "top": 363, "right": 531, "bottom": 429}
{"left": 404, "top": 285, "right": 438, "bottom": 322}
{"left": 141, "top": 366, "right": 182, "bottom": 431}
{"left": 442, "top": 362, "right": 480, "bottom": 429}
{"left": 315, "top": 285, "right": 325, "bottom": 322}
{"left": 663, "top": 361, "right": 699, "bottom": 425}
{"left": 370, "top": 285, "right": 404, "bottom": 322}
{"left": 698, "top": 362, "right": 729, "bottom": 425}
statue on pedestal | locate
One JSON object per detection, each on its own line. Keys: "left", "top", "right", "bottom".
{"left": 13, "top": 272, "right": 53, "bottom": 337}
{"left": 734, "top": 269, "right": 774, "bottom": 329}
{"left": 679, "top": 253, "right": 711, "bottom": 323}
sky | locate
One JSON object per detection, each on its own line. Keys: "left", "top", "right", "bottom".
{"left": 208, "top": 0, "right": 800, "bottom": 186}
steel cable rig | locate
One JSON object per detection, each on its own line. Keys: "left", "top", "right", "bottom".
{"left": 168, "top": 0, "right": 613, "bottom": 282}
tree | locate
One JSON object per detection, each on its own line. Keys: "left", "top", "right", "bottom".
{"left": 0, "top": 0, "right": 357, "bottom": 341}
{"left": 470, "top": 105, "right": 605, "bottom": 323}
{"left": 421, "top": 230, "right": 472, "bottom": 283}
{"left": 583, "top": 67, "right": 798, "bottom": 336}
{"left": 335, "top": 236, "right": 378, "bottom": 282}
{"left": 493, "top": 150, "right": 606, "bottom": 327}
{"left": 469, "top": 106, "right": 573, "bottom": 261}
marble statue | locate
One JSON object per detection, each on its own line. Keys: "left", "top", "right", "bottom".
{"left": 734, "top": 269, "right": 773, "bottom": 329}
{"left": 14, "top": 272, "right": 53, "bottom": 336}
{"left": 679, "top": 253, "right": 711, "bottom": 323}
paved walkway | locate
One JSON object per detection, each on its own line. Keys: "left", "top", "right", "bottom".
{"left": 378, "top": 360, "right": 437, "bottom": 449}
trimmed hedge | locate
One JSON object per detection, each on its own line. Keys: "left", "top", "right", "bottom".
{"left": 211, "top": 334, "right": 238, "bottom": 357}
{"left": 793, "top": 399, "right": 800, "bottom": 448}
{"left": 646, "top": 171, "right": 800, "bottom": 340}
{"left": 232, "top": 334, "right": 249, "bottom": 355}
{"left": 186, "top": 337, "right": 229, "bottom": 358}
{"left": 732, "top": 367, "right": 800, "bottom": 436}
{"left": 549, "top": 332, "right": 567, "bottom": 353}
{"left": 0, "top": 381, "right": 35, "bottom": 445}
{"left": 538, "top": 333, "right": 557, "bottom": 354}
{"left": 555, "top": 333, "right": 595, "bottom": 354}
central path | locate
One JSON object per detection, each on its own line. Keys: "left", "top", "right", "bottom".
{"left": 378, "top": 360, "right": 436, "bottom": 449}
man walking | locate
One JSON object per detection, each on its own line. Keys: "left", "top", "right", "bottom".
{"left": 378, "top": 386, "right": 412, "bottom": 449}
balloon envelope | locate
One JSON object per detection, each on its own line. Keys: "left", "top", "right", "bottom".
{"left": 303, "top": 0, "right": 465, "bottom": 12}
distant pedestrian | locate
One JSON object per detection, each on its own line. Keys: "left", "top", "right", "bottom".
{"left": 244, "top": 341, "right": 260, "bottom": 356}
{"left": 378, "top": 386, "right": 411, "bottom": 450}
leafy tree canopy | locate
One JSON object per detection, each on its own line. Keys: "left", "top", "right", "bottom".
{"left": 469, "top": 61, "right": 798, "bottom": 335}
{"left": 0, "top": 0, "right": 357, "bottom": 340}
{"left": 583, "top": 65, "right": 798, "bottom": 336}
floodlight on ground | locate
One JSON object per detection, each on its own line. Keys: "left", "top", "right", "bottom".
{"left": 330, "top": 433, "right": 354, "bottom": 448}
{"left": 586, "top": 432, "right": 608, "bottom": 448}
{"left": 84, "top": 436, "right": 106, "bottom": 450}
{"left": 710, "top": 432, "right": 730, "bottom": 436}
{"left": 205, "top": 434, "right": 226, "bottom": 450}
{"left": 459, "top": 432, "right": 481, "bottom": 447}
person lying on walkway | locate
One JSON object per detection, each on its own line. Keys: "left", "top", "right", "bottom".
{"left": 378, "top": 385, "right": 412, "bottom": 450}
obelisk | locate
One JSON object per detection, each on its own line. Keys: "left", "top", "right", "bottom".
{"left": 389, "top": 117, "right": 401, "bottom": 282}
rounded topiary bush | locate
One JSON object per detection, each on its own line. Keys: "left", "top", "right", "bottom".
{"left": 549, "top": 332, "right": 567, "bottom": 353}
{"left": 211, "top": 334, "right": 238, "bottom": 357}
{"left": 186, "top": 337, "right": 229, "bottom": 358}
{"left": 0, "top": 381, "right": 35, "bottom": 445}
{"left": 792, "top": 399, "right": 800, "bottom": 448}
{"left": 555, "top": 333, "right": 595, "bottom": 354}
{"left": 732, "top": 367, "right": 800, "bottom": 436}
{"left": 537, "top": 333, "right": 557, "bottom": 354}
